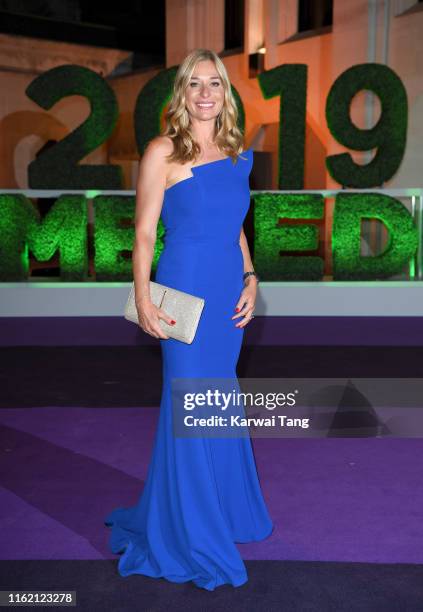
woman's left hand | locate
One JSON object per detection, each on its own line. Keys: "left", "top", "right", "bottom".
{"left": 232, "top": 278, "right": 258, "bottom": 327}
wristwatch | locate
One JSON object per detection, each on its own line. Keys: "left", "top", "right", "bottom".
{"left": 243, "top": 271, "right": 259, "bottom": 284}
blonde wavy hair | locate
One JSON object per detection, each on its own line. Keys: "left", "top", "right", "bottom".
{"left": 162, "top": 48, "right": 246, "bottom": 166}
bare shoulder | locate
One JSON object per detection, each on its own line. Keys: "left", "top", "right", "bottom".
{"left": 137, "top": 137, "right": 174, "bottom": 191}
{"left": 143, "top": 136, "right": 173, "bottom": 166}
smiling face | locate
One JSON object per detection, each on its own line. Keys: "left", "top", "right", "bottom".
{"left": 184, "top": 59, "right": 225, "bottom": 124}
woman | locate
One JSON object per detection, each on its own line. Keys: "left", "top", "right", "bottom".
{"left": 105, "top": 48, "right": 273, "bottom": 591}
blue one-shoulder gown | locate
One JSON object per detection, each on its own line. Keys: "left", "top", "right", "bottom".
{"left": 104, "top": 147, "right": 273, "bottom": 591}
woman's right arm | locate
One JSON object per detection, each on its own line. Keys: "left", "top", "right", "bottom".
{"left": 133, "top": 137, "right": 175, "bottom": 339}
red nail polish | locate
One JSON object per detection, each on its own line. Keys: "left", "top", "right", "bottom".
{"left": 170, "top": 320, "right": 176, "bottom": 324}
{"left": 235, "top": 308, "right": 240, "bottom": 312}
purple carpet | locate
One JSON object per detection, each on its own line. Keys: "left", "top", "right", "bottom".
{"left": 1, "top": 406, "right": 422, "bottom": 564}
{"left": 2, "top": 316, "right": 423, "bottom": 346}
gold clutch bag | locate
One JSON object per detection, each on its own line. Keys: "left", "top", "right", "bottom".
{"left": 124, "top": 281, "right": 205, "bottom": 344}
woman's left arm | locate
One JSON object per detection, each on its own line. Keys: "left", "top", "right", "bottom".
{"left": 232, "top": 226, "right": 258, "bottom": 328}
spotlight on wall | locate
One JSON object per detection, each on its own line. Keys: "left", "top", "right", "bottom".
{"left": 249, "top": 46, "right": 266, "bottom": 78}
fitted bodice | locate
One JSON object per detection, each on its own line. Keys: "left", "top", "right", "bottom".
{"left": 160, "top": 148, "right": 253, "bottom": 247}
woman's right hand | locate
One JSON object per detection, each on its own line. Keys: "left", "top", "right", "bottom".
{"left": 135, "top": 297, "right": 175, "bottom": 339}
